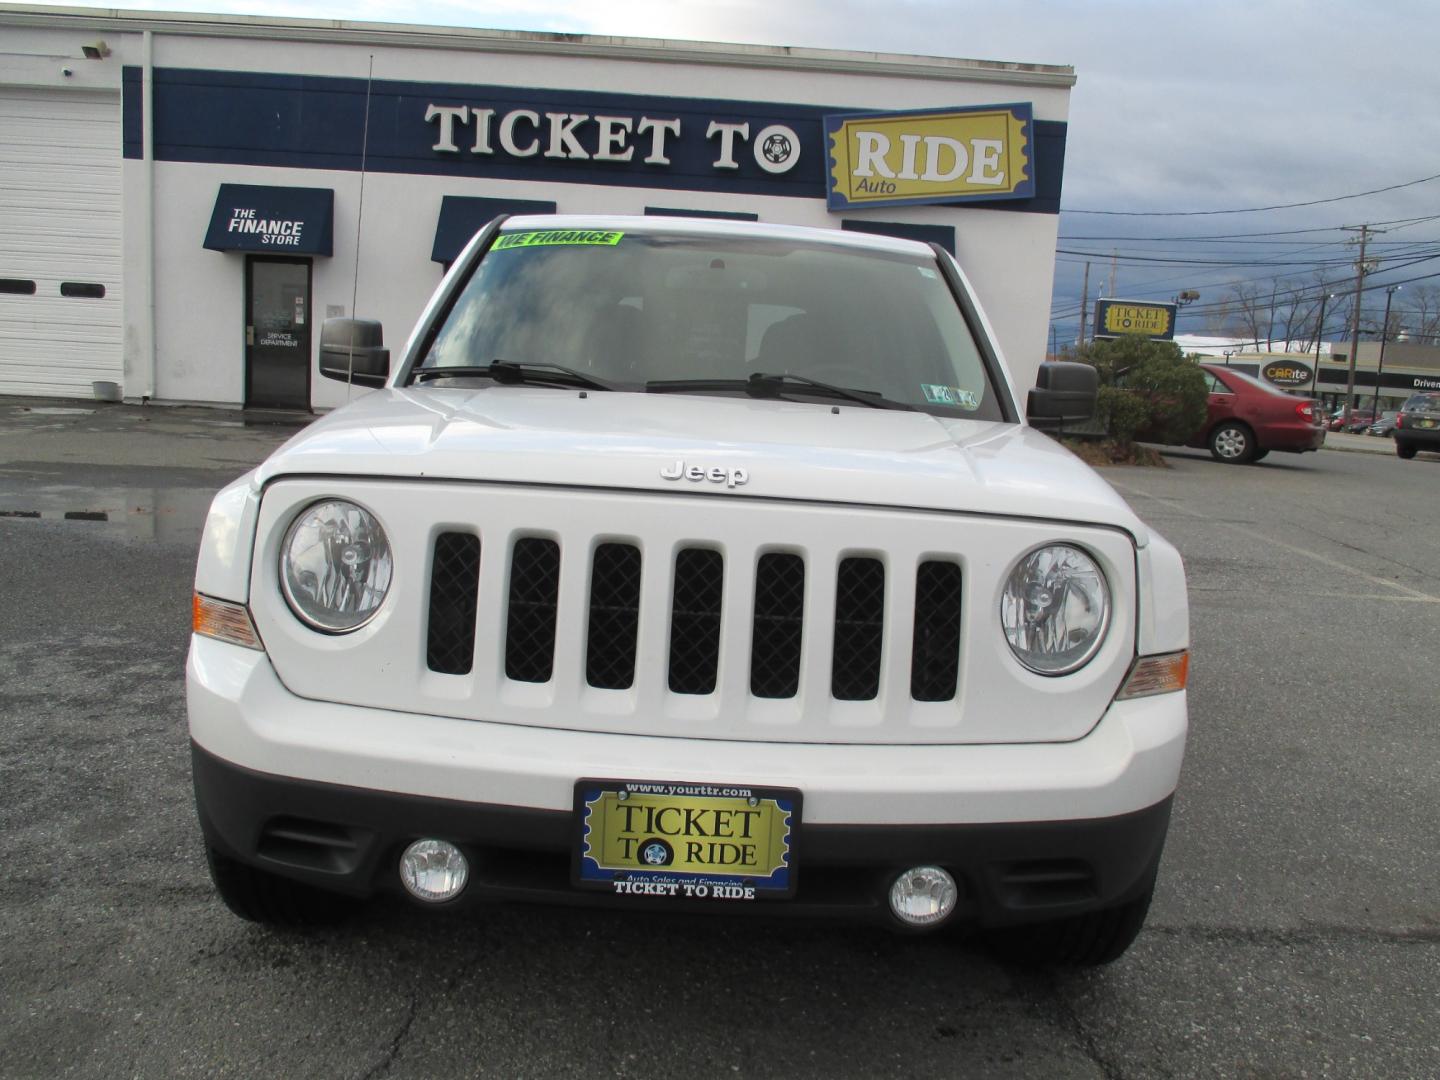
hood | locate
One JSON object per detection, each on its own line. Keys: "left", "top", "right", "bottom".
{"left": 258, "top": 387, "right": 1148, "bottom": 543}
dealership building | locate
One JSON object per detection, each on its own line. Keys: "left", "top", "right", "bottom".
{"left": 0, "top": 4, "right": 1073, "bottom": 412}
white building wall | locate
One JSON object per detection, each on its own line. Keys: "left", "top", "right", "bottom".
{"left": 4, "top": 11, "right": 1072, "bottom": 409}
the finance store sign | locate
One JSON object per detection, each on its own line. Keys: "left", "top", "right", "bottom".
{"left": 1093, "top": 300, "right": 1178, "bottom": 342}
{"left": 824, "top": 104, "right": 1036, "bottom": 210}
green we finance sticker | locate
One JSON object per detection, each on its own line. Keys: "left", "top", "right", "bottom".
{"left": 492, "top": 229, "right": 625, "bottom": 250}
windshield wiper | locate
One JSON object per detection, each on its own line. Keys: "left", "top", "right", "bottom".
{"left": 410, "top": 360, "right": 618, "bottom": 391}
{"left": 646, "top": 371, "right": 915, "bottom": 411}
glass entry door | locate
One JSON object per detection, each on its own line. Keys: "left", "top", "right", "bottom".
{"left": 245, "top": 256, "right": 311, "bottom": 410}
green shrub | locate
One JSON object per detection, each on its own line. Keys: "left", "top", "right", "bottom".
{"left": 1074, "top": 338, "right": 1208, "bottom": 446}
{"left": 1096, "top": 385, "right": 1150, "bottom": 443}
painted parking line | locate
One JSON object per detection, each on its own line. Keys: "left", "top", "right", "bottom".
{"left": 1114, "top": 484, "right": 1440, "bottom": 604}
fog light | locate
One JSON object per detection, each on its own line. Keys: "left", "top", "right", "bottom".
{"left": 399, "top": 839, "right": 469, "bottom": 903}
{"left": 889, "top": 866, "right": 958, "bottom": 928}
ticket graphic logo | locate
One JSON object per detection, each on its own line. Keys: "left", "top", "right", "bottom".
{"left": 825, "top": 103, "right": 1034, "bottom": 210}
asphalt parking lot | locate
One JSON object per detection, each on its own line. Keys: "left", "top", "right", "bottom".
{"left": 1, "top": 399, "right": 1436, "bottom": 1079}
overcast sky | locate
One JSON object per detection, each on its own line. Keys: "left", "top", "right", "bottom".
{"left": 42, "top": 0, "right": 1440, "bottom": 344}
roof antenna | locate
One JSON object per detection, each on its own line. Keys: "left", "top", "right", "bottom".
{"left": 347, "top": 54, "right": 374, "bottom": 401}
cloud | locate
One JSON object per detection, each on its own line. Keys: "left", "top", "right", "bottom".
{"left": 36, "top": 0, "right": 1440, "bottom": 336}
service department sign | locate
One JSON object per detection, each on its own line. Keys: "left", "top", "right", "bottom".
{"left": 824, "top": 103, "right": 1034, "bottom": 211}
{"left": 1093, "top": 300, "right": 1177, "bottom": 341}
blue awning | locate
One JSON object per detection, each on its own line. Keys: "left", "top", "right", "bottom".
{"left": 203, "top": 184, "right": 334, "bottom": 256}
{"left": 644, "top": 206, "right": 759, "bottom": 222}
{"left": 431, "top": 195, "right": 557, "bottom": 264}
{"left": 840, "top": 218, "right": 955, "bottom": 256}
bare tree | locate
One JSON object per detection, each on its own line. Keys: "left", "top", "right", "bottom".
{"left": 1226, "top": 281, "right": 1269, "bottom": 348}
{"left": 1402, "top": 285, "right": 1440, "bottom": 344}
{"left": 1272, "top": 279, "right": 1315, "bottom": 351}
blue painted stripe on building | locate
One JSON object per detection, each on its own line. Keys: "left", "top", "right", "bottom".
{"left": 431, "top": 195, "right": 557, "bottom": 263}
{"left": 123, "top": 65, "right": 142, "bottom": 159}
{"left": 841, "top": 219, "right": 956, "bottom": 255}
{"left": 123, "top": 66, "right": 1064, "bottom": 214}
{"left": 644, "top": 206, "right": 761, "bottom": 221}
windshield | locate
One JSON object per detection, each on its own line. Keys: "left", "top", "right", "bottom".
{"left": 417, "top": 228, "right": 1004, "bottom": 419}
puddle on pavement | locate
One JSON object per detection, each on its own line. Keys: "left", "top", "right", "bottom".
{"left": 0, "top": 485, "right": 216, "bottom": 545}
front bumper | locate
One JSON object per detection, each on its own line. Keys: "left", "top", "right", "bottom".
{"left": 194, "top": 743, "right": 1172, "bottom": 928}
{"left": 188, "top": 636, "right": 1187, "bottom": 927}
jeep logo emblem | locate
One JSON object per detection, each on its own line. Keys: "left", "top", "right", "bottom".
{"left": 660, "top": 459, "right": 749, "bottom": 488}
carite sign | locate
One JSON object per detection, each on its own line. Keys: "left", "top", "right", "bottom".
{"left": 824, "top": 103, "right": 1035, "bottom": 210}
{"left": 1261, "top": 358, "right": 1314, "bottom": 387}
{"left": 1094, "top": 300, "right": 1177, "bottom": 341}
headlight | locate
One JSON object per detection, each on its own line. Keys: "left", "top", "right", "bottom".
{"left": 280, "top": 499, "right": 393, "bottom": 632}
{"left": 1000, "top": 544, "right": 1109, "bottom": 675}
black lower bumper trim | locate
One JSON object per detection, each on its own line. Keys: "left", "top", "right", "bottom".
{"left": 192, "top": 742, "right": 1173, "bottom": 929}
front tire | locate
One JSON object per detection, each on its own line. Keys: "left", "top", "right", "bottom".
{"left": 1396, "top": 442, "right": 1417, "bottom": 460}
{"left": 1208, "top": 422, "right": 1257, "bottom": 464}
{"left": 206, "top": 847, "right": 356, "bottom": 927}
{"left": 985, "top": 886, "right": 1154, "bottom": 967}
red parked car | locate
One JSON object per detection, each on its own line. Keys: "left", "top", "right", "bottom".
{"left": 1185, "top": 365, "right": 1327, "bottom": 464}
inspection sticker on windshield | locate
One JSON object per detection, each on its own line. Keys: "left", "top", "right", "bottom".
{"left": 492, "top": 229, "right": 624, "bottom": 250}
{"left": 921, "top": 384, "right": 980, "bottom": 409}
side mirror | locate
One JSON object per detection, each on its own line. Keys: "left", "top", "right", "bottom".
{"left": 319, "top": 318, "right": 390, "bottom": 388}
{"left": 1027, "top": 361, "right": 1098, "bottom": 431}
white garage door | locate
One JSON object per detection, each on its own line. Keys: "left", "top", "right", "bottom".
{"left": 0, "top": 87, "right": 123, "bottom": 398}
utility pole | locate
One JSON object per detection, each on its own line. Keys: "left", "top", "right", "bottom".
{"left": 1077, "top": 261, "right": 1091, "bottom": 347}
{"left": 1309, "top": 292, "right": 1334, "bottom": 401}
{"left": 1342, "top": 224, "right": 1383, "bottom": 424}
{"left": 1376, "top": 285, "right": 1401, "bottom": 411}
{"left": 1108, "top": 249, "right": 1117, "bottom": 297}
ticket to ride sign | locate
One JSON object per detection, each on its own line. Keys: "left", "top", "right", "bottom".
{"left": 1094, "top": 300, "right": 1178, "bottom": 341}
{"left": 574, "top": 780, "right": 798, "bottom": 899}
{"left": 825, "top": 103, "right": 1035, "bottom": 210}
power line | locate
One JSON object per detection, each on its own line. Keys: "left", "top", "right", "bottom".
{"left": 1059, "top": 214, "right": 1440, "bottom": 243}
{"left": 1053, "top": 248, "right": 1438, "bottom": 269}
{"left": 1062, "top": 170, "right": 1440, "bottom": 216}
{"left": 1047, "top": 252, "right": 1440, "bottom": 322}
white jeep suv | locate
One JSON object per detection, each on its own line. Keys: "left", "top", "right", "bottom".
{"left": 188, "top": 216, "right": 1188, "bottom": 965}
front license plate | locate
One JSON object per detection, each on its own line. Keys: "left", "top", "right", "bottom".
{"left": 574, "top": 779, "right": 799, "bottom": 900}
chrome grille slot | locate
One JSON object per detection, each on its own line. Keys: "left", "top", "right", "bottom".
{"left": 426, "top": 532, "right": 481, "bottom": 675}
{"left": 505, "top": 537, "right": 561, "bottom": 683}
{"left": 911, "top": 560, "right": 962, "bottom": 701}
{"left": 832, "top": 557, "right": 885, "bottom": 701}
{"left": 668, "top": 548, "right": 724, "bottom": 695}
{"left": 585, "top": 542, "right": 642, "bottom": 690}
{"left": 750, "top": 552, "right": 805, "bottom": 699}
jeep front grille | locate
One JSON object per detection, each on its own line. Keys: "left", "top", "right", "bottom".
{"left": 263, "top": 480, "right": 1138, "bottom": 745}
{"left": 426, "top": 540, "right": 961, "bottom": 704}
